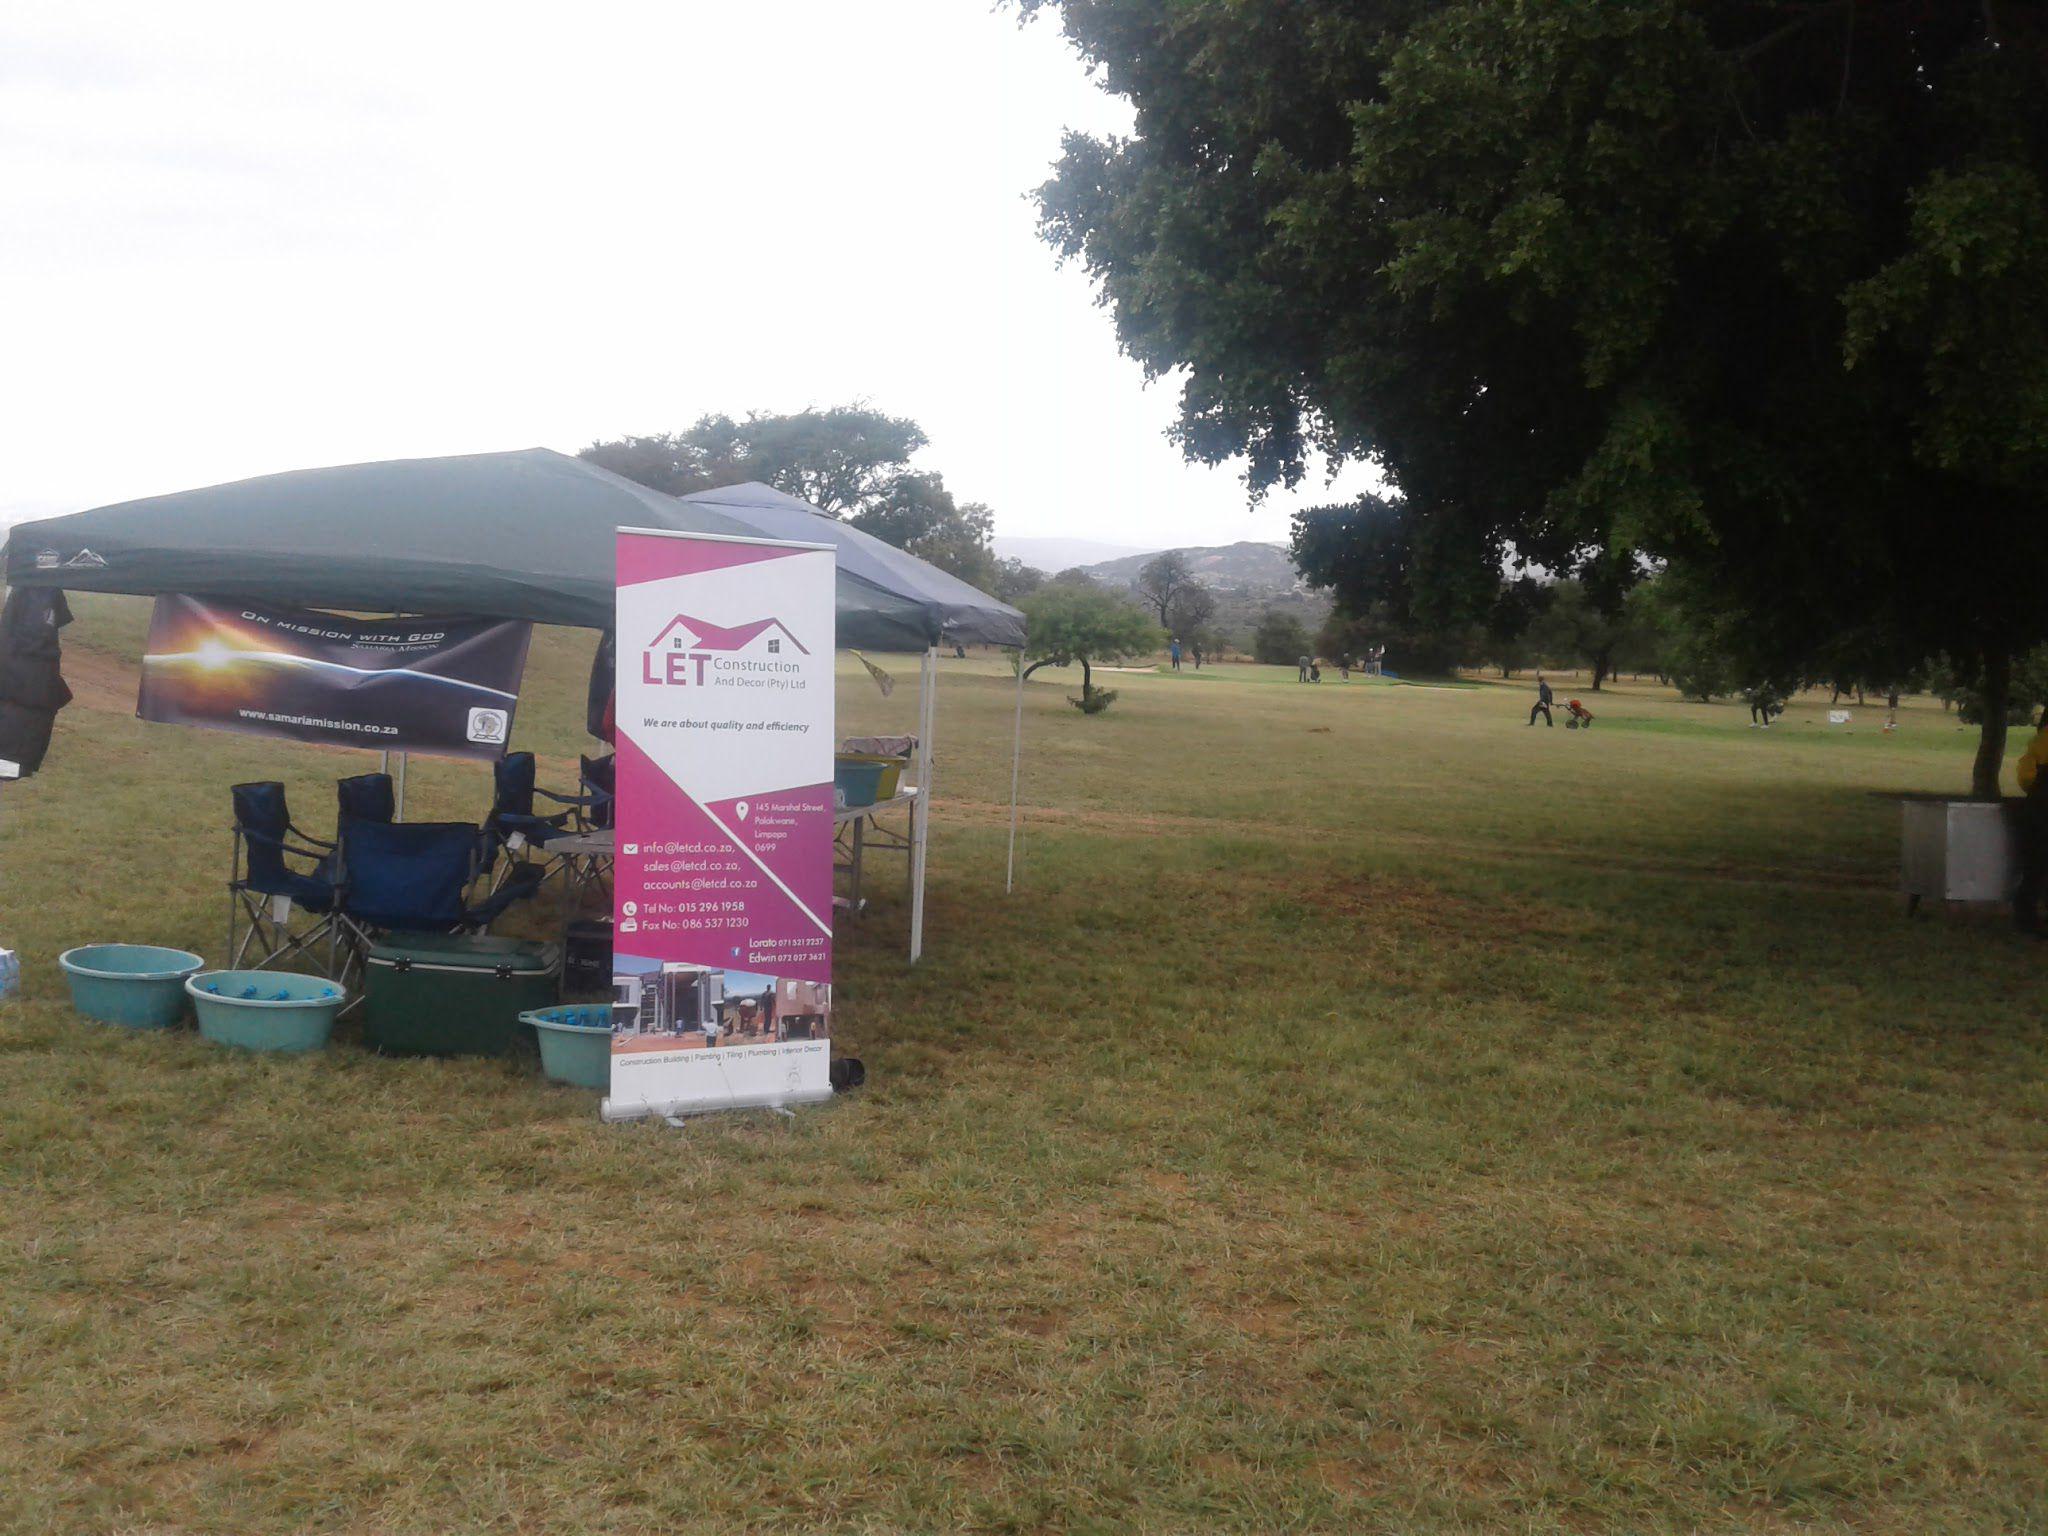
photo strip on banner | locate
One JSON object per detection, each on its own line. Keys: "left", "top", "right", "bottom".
{"left": 605, "top": 528, "right": 836, "bottom": 1120}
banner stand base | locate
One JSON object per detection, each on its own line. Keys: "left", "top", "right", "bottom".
{"left": 599, "top": 1085, "right": 835, "bottom": 1124}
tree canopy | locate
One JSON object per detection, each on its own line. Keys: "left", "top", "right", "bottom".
{"left": 1022, "top": 0, "right": 2048, "bottom": 792}
{"left": 1133, "top": 551, "right": 1196, "bottom": 628}
{"left": 583, "top": 405, "right": 1000, "bottom": 586}
{"left": 1252, "top": 610, "right": 1311, "bottom": 668}
{"left": 1166, "top": 582, "right": 1219, "bottom": 663}
{"left": 841, "top": 470, "right": 999, "bottom": 591}
{"left": 989, "top": 556, "right": 1047, "bottom": 605}
{"left": 585, "top": 406, "right": 925, "bottom": 510}
{"left": 1022, "top": 582, "right": 1160, "bottom": 707}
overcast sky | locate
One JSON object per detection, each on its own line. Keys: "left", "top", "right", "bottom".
{"left": 0, "top": 1, "right": 1376, "bottom": 551}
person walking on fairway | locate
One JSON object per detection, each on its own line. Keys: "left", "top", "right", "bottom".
{"left": 1169, "top": 636, "right": 1182, "bottom": 671}
{"left": 1297, "top": 653, "right": 1312, "bottom": 683}
{"left": 1529, "top": 672, "right": 1554, "bottom": 727}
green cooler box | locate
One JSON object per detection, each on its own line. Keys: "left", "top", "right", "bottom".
{"left": 362, "top": 933, "right": 561, "bottom": 1057}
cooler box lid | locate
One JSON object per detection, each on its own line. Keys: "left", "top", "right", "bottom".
{"left": 366, "top": 932, "right": 561, "bottom": 975}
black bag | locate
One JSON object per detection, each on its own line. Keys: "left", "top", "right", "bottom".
{"left": 586, "top": 630, "right": 614, "bottom": 742}
{"left": 0, "top": 589, "right": 72, "bottom": 776}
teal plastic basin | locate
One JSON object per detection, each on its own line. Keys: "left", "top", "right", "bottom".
{"left": 58, "top": 944, "right": 206, "bottom": 1030}
{"left": 188, "top": 971, "right": 345, "bottom": 1054}
{"left": 833, "top": 759, "right": 885, "bottom": 810}
{"left": 523, "top": 1004, "right": 614, "bottom": 1090}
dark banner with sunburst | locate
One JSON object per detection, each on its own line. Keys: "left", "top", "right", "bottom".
{"left": 138, "top": 595, "right": 531, "bottom": 759}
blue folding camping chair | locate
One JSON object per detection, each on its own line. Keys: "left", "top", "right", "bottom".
{"left": 483, "top": 753, "right": 571, "bottom": 858}
{"left": 334, "top": 819, "right": 544, "bottom": 984}
{"left": 579, "top": 753, "right": 615, "bottom": 830}
{"left": 227, "top": 781, "right": 343, "bottom": 974}
{"left": 336, "top": 772, "right": 396, "bottom": 829}
{"left": 481, "top": 751, "right": 611, "bottom": 896}
{"left": 558, "top": 752, "right": 617, "bottom": 907}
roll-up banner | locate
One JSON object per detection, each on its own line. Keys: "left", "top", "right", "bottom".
{"left": 137, "top": 594, "right": 530, "bottom": 759}
{"left": 607, "top": 528, "right": 836, "bottom": 1121}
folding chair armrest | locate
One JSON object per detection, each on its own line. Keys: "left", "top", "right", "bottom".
{"left": 532, "top": 789, "right": 595, "bottom": 810}
{"left": 287, "top": 822, "right": 336, "bottom": 850}
{"left": 466, "top": 861, "right": 544, "bottom": 925}
{"left": 240, "top": 826, "right": 337, "bottom": 863}
{"left": 497, "top": 811, "right": 569, "bottom": 836}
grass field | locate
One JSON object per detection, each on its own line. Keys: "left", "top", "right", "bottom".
{"left": 1, "top": 596, "right": 2043, "bottom": 1534}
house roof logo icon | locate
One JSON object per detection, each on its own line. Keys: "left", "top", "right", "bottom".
{"left": 647, "top": 614, "right": 809, "bottom": 655}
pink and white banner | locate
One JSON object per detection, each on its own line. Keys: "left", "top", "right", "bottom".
{"left": 607, "top": 528, "right": 835, "bottom": 1119}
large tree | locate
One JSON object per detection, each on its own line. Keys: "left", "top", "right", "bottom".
{"left": 1251, "top": 610, "right": 1311, "bottom": 667}
{"left": 1525, "top": 576, "right": 1642, "bottom": 692}
{"left": 1133, "top": 550, "right": 1196, "bottom": 628}
{"left": 1021, "top": 583, "right": 1160, "bottom": 708}
{"left": 586, "top": 406, "right": 927, "bottom": 512}
{"left": 843, "top": 471, "right": 999, "bottom": 588}
{"left": 1165, "top": 582, "right": 1219, "bottom": 665}
{"left": 1482, "top": 577, "right": 1553, "bottom": 680}
{"left": 989, "top": 556, "right": 1047, "bottom": 605}
{"left": 584, "top": 405, "right": 1000, "bottom": 585}
{"left": 1021, "top": 0, "right": 2048, "bottom": 795}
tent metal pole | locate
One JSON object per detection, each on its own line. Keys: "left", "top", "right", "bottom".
{"left": 1005, "top": 649, "right": 1025, "bottom": 894}
{"left": 910, "top": 646, "right": 935, "bottom": 963}
{"left": 379, "top": 624, "right": 401, "bottom": 815}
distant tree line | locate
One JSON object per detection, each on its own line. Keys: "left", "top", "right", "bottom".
{"left": 1281, "top": 564, "right": 2048, "bottom": 721}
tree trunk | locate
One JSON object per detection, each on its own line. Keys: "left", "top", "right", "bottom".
{"left": 1081, "top": 655, "right": 1093, "bottom": 699}
{"left": 1972, "top": 647, "right": 2011, "bottom": 800}
{"left": 1591, "top": 648, "right": 1611, "bottom": 692}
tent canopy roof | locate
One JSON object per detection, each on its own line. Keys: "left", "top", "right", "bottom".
{"left": 677, "top": 481, "right": 1025, "bottom": 647}
{"left": 1, "top": 447, "right": 1024, "bottom": 649}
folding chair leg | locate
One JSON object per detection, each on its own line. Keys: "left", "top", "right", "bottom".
{"left": 229, "top": 891, "right": 268, "bottom": 970}
{"left": 332, "top": 916, "right": 374, "bottom": 1001}
{"left": 228, "top": 888, "right": 345, "bottom": 978}
{"left": 226, "top": 838, "right": 237, "bottom": 967}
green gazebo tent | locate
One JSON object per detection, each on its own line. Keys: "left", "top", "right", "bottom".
{"left": 3, "top": 448, "right": 1032, "bottom": 960}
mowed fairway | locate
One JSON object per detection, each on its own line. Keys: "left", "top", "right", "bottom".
{"left": 1, "top": 596, "right": 2043, "bottom": 1534}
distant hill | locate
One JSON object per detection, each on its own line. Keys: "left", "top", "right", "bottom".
{"left": 1079, "top": 540, "right": 1305, "bottom": 593}
{"left": 990, "top": 535, "right": 1158, "bottom": 573}
{"left": 994, "top": 537, "right": 1329, "bottom": 651}
{"left": 1076, "top": 540, "right": 1329, "bottom": 651}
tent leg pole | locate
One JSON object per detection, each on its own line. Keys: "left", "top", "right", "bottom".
{"left": 910, "top": 646, "right": 935, "bottom": 964}
{"left": 395, "top": 753, "right": 408, "bottom": 819}
{"left": 1005, "top": 649, "right": 1024, "bottom": 894}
